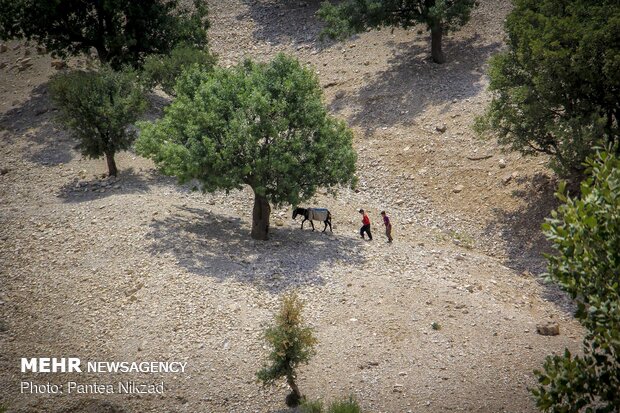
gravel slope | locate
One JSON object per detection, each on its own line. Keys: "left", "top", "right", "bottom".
{"left": 1, "top": 1, "right": 583, "bottom": 412}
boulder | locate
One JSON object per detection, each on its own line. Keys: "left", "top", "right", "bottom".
{"left": 536, "top": 321, "right": 560, "bottom": 336}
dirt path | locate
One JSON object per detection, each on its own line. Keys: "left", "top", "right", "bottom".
{"left": 1, "top": 1, "right": 582, "bottom": 412}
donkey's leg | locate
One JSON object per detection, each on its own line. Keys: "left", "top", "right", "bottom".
{"left": 322, "top": 220, "right": 328, "bottom": 232}
{"left": 310, "top": 220, "right": 315, "bottom": 231}
{"left": 327, "top": 218, "right": 332, "bottom": 232}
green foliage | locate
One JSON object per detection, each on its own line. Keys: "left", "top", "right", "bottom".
{"left": 476, "top": 0, "right": 620, "bottom": 177}
{"left": 50, "top": 65, "right": 147, "bottom": 176}
{"left": 0, "top": 0, "right": 209, "bottom": 69}
{"left": 300, "top": 399, "right": 325, "bottom": 413}
{"left": 532, "top": 150, "right": 620, "bottom": 412}
{"left": 318, "top": 0, "right": 477, "bottom": 63}
{"left": 142, "top": 44, "right": 216, "bottom": 96}
{"left": 257, "top": 292, "right": 317, "bottom": 405}
{"left": 431, "top": 321, "right": 441, "bottom": 330}
{"left": 137, "top": 53, "right": 356, "bottom": 239}
{"left": 301, "top": 397, "right": 362, "bottom": 413}
{"left": 328, "top": 397, "right": 361, "bottom": 413}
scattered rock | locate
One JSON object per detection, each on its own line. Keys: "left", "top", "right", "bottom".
{"left": 436, "top": 123, "right": 447, "bottom": 133}
{"left": 334, "top": 90, "right": 345, "bottom": 99}
{"left": 498, "top": 158, "right": 507, "bottom": 168}
{"left": 453, "top": 184, "right": 464, "bottom": 193}
{"left": 502, "top": 173, "right": 512, "bottom": 185}
{"left": 51, "top": 60, "right": 67, "bottom": 70}
{"left": 0, "top": 167, "right": 9, "bottom": 175}
{"left": 275, "top": 219, "right": 284, "bottom": 227}
{"left": 537, "top": 321, "right": 560, "bottom": 336}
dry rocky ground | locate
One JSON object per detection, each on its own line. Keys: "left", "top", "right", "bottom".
{"left": 1, "top": 1, "right": 584, "bottom": 412}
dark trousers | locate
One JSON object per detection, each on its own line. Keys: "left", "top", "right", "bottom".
{"left": 360, "top": 224, "right": 372, "bottom": 240}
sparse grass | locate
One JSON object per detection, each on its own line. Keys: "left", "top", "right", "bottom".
{"left": 300, "top": 397, "right": 362, "bottom": 413}
{"left": 431, "top": 321, "right": 442, "bottom": 330}
{"left": 435, "top": 230, "right": 475, "bottom": 250}
{"left": 328, "top": 396, "right": 361, "bottom": 413}
{"left": 300, "top": 399, "right": 324, "bottom": 413}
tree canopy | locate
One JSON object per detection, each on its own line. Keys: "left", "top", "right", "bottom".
{"left": 476, "top": 0, "right": 620, "bottom": 177}
{"left": 0, "top": 0, "right": 209, "bottom": 69}
{"left": 533, "top": 150, "right": 620, "bottom": 411}
{"left": 136, "top": 54, "right": 357, "bottom": 240}
{"left": 318, "top": 0, "right": 478, "bottom": 63}
{"left": 50, "top": 65, "right": 147, "bottom": 176}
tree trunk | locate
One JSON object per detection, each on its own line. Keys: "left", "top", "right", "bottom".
{"left": 251, "top": 192, "right": 270, "bottom": 240}
{"left": 431, "top": 23, "right": 445, "bottom": 64}
{"left": 105, "top": 151, "right": 118, "bottom": 177}
{"left": 286, "top": 375, "right": 302, "bottom": 407}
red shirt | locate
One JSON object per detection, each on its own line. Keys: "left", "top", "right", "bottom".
{"left": 362, "top": 214, "right": 370, "bottom": 225}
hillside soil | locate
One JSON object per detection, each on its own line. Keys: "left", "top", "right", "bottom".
{"left": 1, "top": 1, "right": 583, "bottom": 412}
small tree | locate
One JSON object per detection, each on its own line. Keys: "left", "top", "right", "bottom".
{"left": 476, "top": 0, "right": 620, "bottom": 177}
{"left": 0, "top": 0, "right": 209, "bottom": 69}
{"left": 257, "top": 292, "right": 317, "bottom": 407}
{"left": 50, "top": 66, "right": 147, "bottom": 176}
{"left": 318, "top": 0, "right": 478, "bottom": 64}
{"left": 533, "top": 150, "right": 620, "bottom": 411}
{"left": 142, "top": 44, "right": 216, "bottom": 96}
{"left": 137, "top": 54, "right": 357, "bottom": 240}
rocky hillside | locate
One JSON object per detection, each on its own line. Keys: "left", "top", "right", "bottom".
{"left": 0, "top": 1, "right": 582, "bottom": 412}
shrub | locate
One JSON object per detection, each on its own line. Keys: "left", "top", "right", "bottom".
{"left": 532, "top": 150, "right": 620, "bottom": 411}
{"left": 142, "top": 44, "right": 216, "bottom": 95}
{"left": 257, "top": 292, "right": 317, "bottom": 407}
{"left": 328, "top": 396, "right": 362, "bottom": 413}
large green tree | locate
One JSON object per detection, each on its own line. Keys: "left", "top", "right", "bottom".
{"left": 0, "top": 0, "right": 209, "bottom": 69}
{"left": 136, "top": 54, "right": 357, "bottom": 240}
{"left": 50, "top": 65, "right": 147, "bottom": 176}
{"left": 476, "top": 0, "right": 620, "bottom": 177}
{"left": 318, "top": 0, "right": 478, "bottom": 63}
{"left": 533, "top": 150, "right": 620, "bottom": 412}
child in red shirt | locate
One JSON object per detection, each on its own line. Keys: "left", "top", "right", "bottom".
{"left": 359, "top": 209, "right": 372, "bottom": 240}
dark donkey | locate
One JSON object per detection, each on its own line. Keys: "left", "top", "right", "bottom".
{"left": 292, "top": 207, "right": 332, "bottom": 232}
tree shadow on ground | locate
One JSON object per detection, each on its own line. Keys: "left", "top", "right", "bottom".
{"left": 484, "top": 173, "right": 558, "bottom": 275}
{"left": 147, "top": 205, "right": 366, "bottom": 293}
{"left": 240, "top": 0, "right": 325, "bottom": 49}
{"left": 331, "top": 35, "right": 501, "bottom": 132}
{"left": 484, "top": 173, "right": 575, "bottom": 311}
{"left": 0, "top": 83, "right": 76, "bottom": 165}
{"left": 57, "top": 167, "right": 159, "bottom": 203}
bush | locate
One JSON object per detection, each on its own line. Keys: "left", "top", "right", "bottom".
{"left": 301, "top": 397, "right": 362, "bottom": 413}
{"left": 300, "top": 399, "right": 324, "bottom": 413}
{"left": 328, "top": 397, "right": 361, "bottom": 413}
{"left": 257, "top": 292, "right": 317, "bottom": 407}
{"left": 533, "top": 150, "right": 620, "bottom": 411}
{"left": 142, "top": 44, "right": 216, "bottom": 95}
